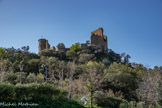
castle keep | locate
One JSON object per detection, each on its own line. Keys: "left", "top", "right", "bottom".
{"left": 38, "top": 28, "right": 108, "bottom": 53}
{"left": 38, "top": 39, "right": 50, "bottom": 52}
{"left": 91, "top": 28, "right": 108, "bottom": 51}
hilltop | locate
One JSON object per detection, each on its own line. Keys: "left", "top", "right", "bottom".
{"left": 0, "top": 28, "right": 161, "bottom": 108}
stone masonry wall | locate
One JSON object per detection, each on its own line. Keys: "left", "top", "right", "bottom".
{"left": 38, "top": 39, "right": 50, "bottom": 53}
{"left": 90, "top": 28, "right": 108, "bottom": 51}
{"left": 38, "top": 28, "right": 108, "bottom": 53}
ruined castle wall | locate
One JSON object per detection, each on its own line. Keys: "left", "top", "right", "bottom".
{"left": 91, "top": 28, "right": 103, "bottom": 37}
{"left": 81, "top": 43, "right": 88, "bottom": 50}
{"left": 90, "top": 28, "right": 108, "bottom": 51}
{"left": 38, "top": 28, "right": 108, "bottom": 53}
{"left": 46, "top": 40, "right": 50, "bottom": 49}
{"left": 38, "top": 39, "right": 50, "bottom": 52}
{"left": 91, "top": 35, "right": 107, "bottom": 49}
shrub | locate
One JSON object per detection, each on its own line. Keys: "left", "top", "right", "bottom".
{"left": 3, "top": 72, "right": 18, "bottom": 84}
{"left": 0, "top": 83, "right": 15, "bottom": 101}
{"left": 0, "top": 83, "right": 83, "bottom": 107}
{"left": 136, "top": 102, "right": 145, "bottom": 108}
{"left": 26, "top": 73, "right": 36, "bottom": 83}
{"left": 36, "top": 100, "right": 84, "bottom": 108}
{"left": 0, "top": 83, "right": 67, "bottom": 101}
{"left": 66, "top": 50, "right": 76, "bottom": 60}
{"left": 3, "top": 72, "right": 27, "bottom": 84}
{"left": 36, "top": 73, "right": 44, "bottom": 83}
{"left": 24, "top": 83, "right": 61, "bottom": 100}
{"left": 72, "top": 94, "right": 86, "bottom": 104}
{"left": 94, "top": 91, "right": 128, "bottom": 108}
{"left": 70, "top": 43, "right": 82, "bottom": 51}
{"left": 129, "top": 101, "right": 136, "bottom": 108}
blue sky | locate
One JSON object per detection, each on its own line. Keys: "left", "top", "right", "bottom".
{"left": 0, "top": 0, "right": 162, "bottom": 68}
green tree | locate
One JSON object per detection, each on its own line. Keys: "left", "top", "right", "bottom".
{"left": 39, "top": 49, "right": 54, "bottom": 57}
{"left": 28, "top": 59, "right": 40, "bottom": 74}
{"left": 26, "top": 73, "right": 36, "bottom": 83}
{"left": 87, "top": 61, "right": 105, "bottom": 74}
{"left": 70, "top": 43, "right": 82, "bottom": 51}
{"left": 16, "top": 72, "right": 27, "bottom": 84}
{"left": 36, "top": 73, "right": 45, "bottom": 83}
{"left": 3, "top": 72, "right": 26, "bottom": 84}
{"left": 57, "top": 43, "right": 65, "bottom": 49}
{"left": 58, "top": 61, "right": 67, "bottom": 88}
{"left": 86, "top": 64, "right": 103, "bottom": 108}
{"left": 21, "top": 46, "right": 29, "bottom": 52}
{"left": 104, "top": 62, "right": 137, "bottom": 100}
{"left": 48, "top": 57, "right": 58, "bottom": 82}
{"left": 66, "top": 50, "right": 76, "bottom": 60}
{"left": 78, "top": 53, "right": 94, "bottom": 64}
{"left": 0, "top": 48, "right": 5, "bottom": 59}
{"left": 53, "top": 51, "right": 66, "bottom": 60}
{"left": 0, "top": 59, "right": 9, "bottom": 82}
{"left": 108, "top": 50, "right": 121, "bottom": 63}
{"left": 3, "top": 72, "right": 18, "bottom": 84}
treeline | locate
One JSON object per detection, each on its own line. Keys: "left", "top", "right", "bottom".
{"left": 0, "top": 44, "right": 162, "bottom": 108}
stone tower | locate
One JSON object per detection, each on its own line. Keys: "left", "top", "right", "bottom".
{"left": 91, "top": 28, "right": 108, "bottom": 51}
{"left": 38, "top": 39, "right": 50, "bottom": 53}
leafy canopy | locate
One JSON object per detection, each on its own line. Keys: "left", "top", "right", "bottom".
{"left": 70, "top": 43, "right": 82, "bottom": 51}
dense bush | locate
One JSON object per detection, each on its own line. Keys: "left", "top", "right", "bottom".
{"left": 0, "top": 83, "right": 67, "bottom": 101}
{"left": 94, "top": 91, "right": 128, "bottom": 108}
{"left": 0, "top": 83, "right": 84, "bottom": 107}
{"left": 120, "top": 101, "right": 161, "bottom": 108}
{"left": 0, "top": 83, "right": 15, "bottom": 101}
{"left": 70, "top": 43, "right": 82, "bottom": 51}
{"left": 104, "top": 62, "right": 138, "bottom": 100}
{"left": 48, "top": 100, "right": 84, "bottom": 108}
{"left": 3, "top": 72, "right": 19, "bottom": 84}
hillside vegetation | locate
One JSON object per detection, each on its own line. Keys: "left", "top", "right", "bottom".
{"left": 0, "top": 45, "right": 161, "bottom": 108}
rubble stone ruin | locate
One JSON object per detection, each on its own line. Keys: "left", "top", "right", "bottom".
{"left": 38, "top": 39, "right": 50, "bottom": 52}
{"left": 90, "top": 28, "right": 108, "bottom": 51}
{"left": 38, "top": 28, "right": 108, "bottom": 53}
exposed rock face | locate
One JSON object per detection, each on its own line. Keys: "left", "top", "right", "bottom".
{"left": 38, "top": 39, "right": 50, "bottom": 53}
{"left": 90, "top": 28, "right": 108, "bottom": 51}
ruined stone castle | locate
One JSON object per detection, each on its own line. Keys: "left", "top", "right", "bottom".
{"left": 38, "top": 28, "right": 108, "bottom": 53}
